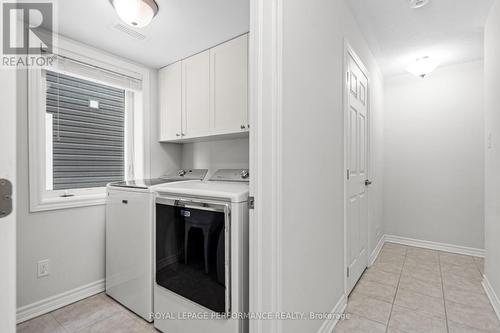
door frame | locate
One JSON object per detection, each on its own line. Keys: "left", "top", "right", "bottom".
{"left": 248, "top": 0, "right": 284, "bottom": 332}
{"left": 343, "top": 40, "right": 371, "bottom": 295}
{"left": 0, "top": 67, "right": 17, "bottom": 331}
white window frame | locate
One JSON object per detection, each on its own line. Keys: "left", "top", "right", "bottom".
{"left": 28, "top": 35, "right": 150, "bottom": 212}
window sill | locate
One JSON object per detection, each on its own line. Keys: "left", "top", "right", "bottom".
{"left": 30, "top": 192, "right": 107, "bottom": 212}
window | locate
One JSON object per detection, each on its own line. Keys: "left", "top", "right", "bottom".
{"left": 29, "top": 38, "right": 147, "bottom": 211}
{"left": 45, "top": 70, "right": 126, "bottom": 191}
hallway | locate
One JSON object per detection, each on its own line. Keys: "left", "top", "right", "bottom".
{"left": 335, "top": 243, "right": 499, "bottom": 333}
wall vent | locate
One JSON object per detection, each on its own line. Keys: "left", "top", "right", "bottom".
{"left": 113, "top": 23, "right": 146, "bottom": 40}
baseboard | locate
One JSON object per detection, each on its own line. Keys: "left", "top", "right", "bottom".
{"left": 369, "top": 235, "right": 385, "bottom": 266}
{"left": 316, "top": 293, "right": 348, "bottom": 333}
{"left": 384, "top": 234, "right": 485, "bottom": 258}
{"left": 483, "top": 275, "right": 500, "bottom": 322}
{"left": 17, "top": 279, "right": 105, "bottom": 324}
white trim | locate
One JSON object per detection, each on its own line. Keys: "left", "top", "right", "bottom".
{"left": 16, "top": 279, "right": 105, "bottom": 324}
{"left": 248, "top": 0, "right": 283, "bottom": 331}
{"left": 384, "top": 234, "right": 485, "bottom": 257}
{"left": 45, "top": 113, "right": 53, "bottom": 190}
{"left": 482, "top": 275, "right": 500, "bottom": 322}
{"left": 273, "top": 1, "right": 284, "bottom": 333}
{"left": 0, "top": 54, "right": 18, "bottom": 333}
{"left": 40, "top": 29, "right": 144, "bottom": 81}
{"left": 27, "top": 33, "right": 151, "bottom": 212}
{"left": 29, "top": 193, "right": 108, "bottom": 212}
{"left": 369, "top": 235, "right": 385, "bottom": 266}
{"left": 316, "top": 294, "right": 348, "bottom": 333}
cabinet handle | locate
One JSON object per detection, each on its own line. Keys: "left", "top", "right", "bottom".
{"left": 181, "top": 133, "right": 186, "bottom": 136}
{"left": 176, "top": 133, "right": 181, "bottom": 137}
{"left": 240, "top": 125, "right": 246, "bottom": 129}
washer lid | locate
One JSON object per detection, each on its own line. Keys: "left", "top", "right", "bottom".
{"left": 154, "top": 181, "right": 249, "bottom": 203}
{"left": 108, "top": 169, "right": 208, "bottom": 189}
{"left": 109, "top": 178, "right": 174, "bottom": 189}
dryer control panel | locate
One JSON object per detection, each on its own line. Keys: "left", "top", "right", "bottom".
{"left": 209, "top": 169, "right": 250, "bottom": 182}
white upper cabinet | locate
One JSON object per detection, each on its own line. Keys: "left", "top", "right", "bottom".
{"left": 158, "top": 33, "right": 249, "bottom": 142}
{"left": 210, "top": 34, "right": 248, "bottom": 133}
{"left": 159, "top": 62, "right": 182, "bottom": 141}
{"left": 182, "top": 50, "right": 211, "bottom": 138}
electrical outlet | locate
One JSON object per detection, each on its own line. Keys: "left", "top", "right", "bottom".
{"left": 37, "top": 259, "right": 49, "bottom": 278}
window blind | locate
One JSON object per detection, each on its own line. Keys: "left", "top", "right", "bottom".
{"left": 51, "top": 55, "right": 143, "bottom": 91}
{"left": 45, "top": 70, "right": 126, "bottom": 190}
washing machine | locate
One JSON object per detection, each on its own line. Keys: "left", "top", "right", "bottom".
{"left": 153, "top": 169, "right": 250, "bottom": 333}
{"left": 105, "top": 169, "right": 207, "bottom": 322}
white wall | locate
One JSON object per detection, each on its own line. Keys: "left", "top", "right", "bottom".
{"left": 484, "top": 0, "right": 500, "bottom": 307}
{"left": 181, "top": 137, "right": 249, "bottom": 175}
{"left": 16, "top": 70, "right": 106, "bottom": 308}
{"left": 369, "top": 69, "right": 385, "bottom": 252}
{"left": 384, "top": 61, "right": 485, "bottom": 249}
{"left": 279, "top": 0, "right": 384, "bottom": 331}
{"left": 16, "top": 67, "right": 181, "bottom": 310}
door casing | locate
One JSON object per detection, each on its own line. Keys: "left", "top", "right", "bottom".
{"left": 0, "top": 67, "right": 17, "bottom": 332}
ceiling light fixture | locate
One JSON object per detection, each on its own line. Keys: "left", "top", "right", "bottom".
{"left": 410, "top": 0, "right": 430, "bottom": 9}
{"left": 110, "top": 0, "right": 159, "bottom": 28}
{"left": 406, "top": 56, "right": 439, "bottom": 78}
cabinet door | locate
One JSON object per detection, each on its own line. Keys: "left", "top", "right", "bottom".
{"left": 159, "top": 62, "right": 182, "bottom": 141}
{"left": 182, "top": 50, "right": 211, "bottom": 138}
{"left": 210, "top": 34, "right": 249, "bottom": 133}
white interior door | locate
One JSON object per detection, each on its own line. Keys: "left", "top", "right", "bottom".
{"left": 0, "top": 67, "right": 17, "bottom": 332}
{"left": 346, "top": 49, "right": 369, "bottom": 294}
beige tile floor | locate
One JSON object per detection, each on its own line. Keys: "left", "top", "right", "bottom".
{"left": 335, "top": 243, "right": 500, "bottom": 333}
{"left": 17, "top": 293, "right": 159, "bottom": 333}
{"left": 17, "top": 243, "right": 500, "bottom": 333}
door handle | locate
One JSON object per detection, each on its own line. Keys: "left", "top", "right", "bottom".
{"left": 365, "top": 180, "right": 372, "bottom": 186}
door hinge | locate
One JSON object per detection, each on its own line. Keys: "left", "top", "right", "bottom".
{"left": 347, "top": 267, "right": 350, "bottom": 278}
{"left": 347, "top": 169, "right": 350, "bottom": 180}
{"left": 248, "top": 196, "right": 255, "bottom": 210}
{"left": 346, "top": 71, "right": 350, "bottom": 83}
{"left": 0, "top": 179, "right": 13, "bottom": 218}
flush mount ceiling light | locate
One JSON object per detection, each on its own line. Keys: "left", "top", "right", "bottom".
{"left": 110, "top": 0, "right": 159, "bottom": 28}
{"left": 410, "top": 0, "right": 430, "bottom": 9}
{"left": 406, "top": 56, "right": 439, "bottom": 78}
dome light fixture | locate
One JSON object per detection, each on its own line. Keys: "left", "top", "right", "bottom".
{"left": 110, "top": 0, "right": 159, "bottom": 28}
{"left": 406, "top": 56, "right": 439, "bottom": 78}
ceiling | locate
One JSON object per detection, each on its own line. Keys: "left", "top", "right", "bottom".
{"left": 347, "top": 0, "right": 495, "bottom": 77}
{"left": 51, "top": 0, "right": 249, "bottom": 69}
